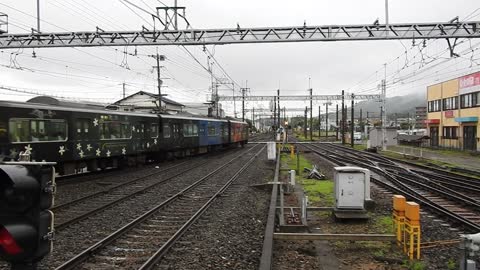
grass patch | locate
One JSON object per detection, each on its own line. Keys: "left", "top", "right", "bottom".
{"left": 302, "top": 179, "right": 334, "bottom": 206}
{"left": 280, "top": 152, "right": 334, "bottom": 206}
{"left": 374, "top": 216, "right": 394, "bottom": 234}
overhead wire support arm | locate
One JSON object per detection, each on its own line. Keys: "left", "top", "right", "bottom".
{"left": 0, "top": 21, "right": 479, "bottom": 49}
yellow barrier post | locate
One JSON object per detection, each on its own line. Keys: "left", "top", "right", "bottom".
{"left": 392, "top": 195, "right": 406, "bottom": 246}
{"left": 290, "top": 145, "right": 295, "bottom": 159}
{"left": 404, "top": 202, "right": 421, "bottom": 260}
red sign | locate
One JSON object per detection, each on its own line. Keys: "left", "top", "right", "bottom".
{"left": 424, "top": 119, "right": 440, "bottom": 124}
{"left": 444, "top": 110, "right": 454, "bottom": 118}
{"left": 459, "top": 72, "right": 480, "bottom": 94}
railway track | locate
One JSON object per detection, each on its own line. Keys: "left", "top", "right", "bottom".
{"left": 53, "top": 159, "right": 206, "bottom": 230}
{"left": 299, "top": 142, "right": 480, "bottom": 232}
{"left": 55, "top": 144, "right": 265, "bottom": 269}
{"left": 53, "top": 146, "right": 259, "bottom": 231}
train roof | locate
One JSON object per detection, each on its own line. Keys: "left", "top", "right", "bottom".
{"left": 0, "top": 100, "right": 247, "bottom": 124}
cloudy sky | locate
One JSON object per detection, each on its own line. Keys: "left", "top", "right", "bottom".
{"left": 0, "top": 0, "right": 479, "bottom": 117}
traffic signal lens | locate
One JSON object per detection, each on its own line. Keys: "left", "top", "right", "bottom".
{"left": 0, "top": 227, "right": 23, "bottom": 255}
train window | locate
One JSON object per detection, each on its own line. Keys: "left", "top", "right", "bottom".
{"left": 121, "top": 123, "right": 131, "bottom": 138}
{"left": 163, "top": 124, "right": 171, "bottom": 138}
{"left": 208, "top": 125, "right": 217, "bottom": 136}
{"left": 100, "top": 121, "right": 131, "bottom": 140}
{"left": 110, "top": 122, "right": 121, "bottom": 139}
{"left": 76, "top": 119, "right": 90, "bottom": 134}
{"left": 0, "top": 122, "right": 6, "bottom": 139}
{"left": 76, "top": 121, "right": 82, "bottom": 134}
{"left": 8, "top": 118, "right": 66, "bottom": 142}
{"left": 193, "top": 124, "right": 198, "bottom": 136}
{"left": 48, "top": 120, "right": 67, "bottom": 141}
{"left": 183, "top": 123, "right": 198, "bottom": 137}
{"left": 151, "top": 123, "right": 159, "bottom": 138}
{"left": 100, "top": 123, "right": 109, "bottom": 139}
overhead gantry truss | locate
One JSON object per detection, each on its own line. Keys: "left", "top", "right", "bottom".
{"left": 218, "top": 94, "right": 381, "bottom": 102}
{"left": 0, "top": 21, "right": 479, "bottom": 49}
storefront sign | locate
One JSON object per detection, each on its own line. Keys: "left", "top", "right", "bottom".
{"left": 444, "top": 110, "right": 454, "bottom": 118}
{"left": 455, "top": 116, "right": 479, "bottom": 123}
{"left": 424, "top": 119, "right": 440, "bottom": 124}
{"left": 459, "top": 72, "right": 480, "bottom": 95}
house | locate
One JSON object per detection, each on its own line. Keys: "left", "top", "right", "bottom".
{"left": 111, "top": 91, "right": 184, "bottom": 114}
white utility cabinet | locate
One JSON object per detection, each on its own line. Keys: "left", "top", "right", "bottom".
{"left": 334, "top": 167, "right": 370, "bottom": 209}
{"left": 267, "top": 142, "right": 276, "bottom": 161}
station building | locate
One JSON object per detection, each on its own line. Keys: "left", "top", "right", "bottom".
{"left": 426, "top": 71, "right": 480, "bottom": 151}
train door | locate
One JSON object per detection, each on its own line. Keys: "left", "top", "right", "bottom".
{"left": 75, "top": 118, "right": 91, "bottom": 141}
{"left": 463, "top": 126, "right": 477, "bottom": 151}
{"left": 429, "top": 126, "right": 439, "bottom": 147}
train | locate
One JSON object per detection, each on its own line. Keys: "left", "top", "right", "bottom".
{"left": 0, "top": 98, "right": 249, "bottom": 175}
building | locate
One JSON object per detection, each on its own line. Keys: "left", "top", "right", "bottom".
{"left": 368, "top": 127, "right": 398, "bottom": 148}
{"left": 111, "top": 91, "right": 184, "bottom": 114}
{"left": 426, "top": 71, "right": 480, "bottom": 151}
{"left": 414, "top": 106, "right": 427, "bottom": 129}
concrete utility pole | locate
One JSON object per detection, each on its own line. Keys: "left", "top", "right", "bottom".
{"left": 37, "top": 0, "right": 41, "bottom": 32}
{"left": 336, "top": 104, "right": 339, "bottom": 140}
{"left": 341, "top": 90, "right": 345, "bottom": 145}
{"left": 241, "top": 87, "right": 247, "bottom": 121}
{"left": 273, "top": 96, "right": 277, "bottom": 131}
{"left": 304, "top": 106, "right": 308, "bottom": 139}
{"left": 149, "top": 52, "right": 166, "bottom": 112}
{"left": 325, "top": 102, "right": 330, "bottom": 139}
{"left": 351, "top": 94, "right": 355, "bottom": 148}
{"left": 277, "top": 89, "right": 281, "bottom": 128}
{"left": 318, "top": 106, "right": 321, "bottom": 138}
{"left": 381, "top": 66, "right": 387, "bottom": 150}
{"left": 122, "top": 82, "right": 126, "bottom": 99}
{"left": 309, "top": 88, "right": 313, "bottom": 141}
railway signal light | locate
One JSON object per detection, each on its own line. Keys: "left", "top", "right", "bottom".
{"left": 0, "top": 163, "right": 55, "bottom": 267}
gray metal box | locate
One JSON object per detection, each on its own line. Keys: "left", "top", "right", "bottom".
{"left": 334, "top": 167, "right": 369, "bottom": 210}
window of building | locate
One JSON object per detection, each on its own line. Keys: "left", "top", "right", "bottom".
{"left": 428, "top": 99, "right": 442, "bottom": 112}
{"left": 442, "top": 96, "right": 458, "bottom": 110}
{"left": 460, "top": 92, "right": 480, "bottom": 108}
{"left": 443, "top": 126, "right": 458, "bottom": 139}
{"left": 163, "top": 124, "right": 171, "bottom": 138}
{"left": 9, "top": 118, "right": 67, "bottom": 142}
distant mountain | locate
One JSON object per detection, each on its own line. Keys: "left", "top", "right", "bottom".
{"left": 351, "top": 92, "right": 426, "bottom": 118}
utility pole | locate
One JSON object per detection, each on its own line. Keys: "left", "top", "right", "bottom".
{"left": 341, "top": 90, "right": 345, "bottom": 145}
{"left": 336, "top": 104, "right": 339, "bottom": 140}
{"left": 325, "top": 102, "right": 329, "bottom": 139}
{"left": 318, "top": 106, "right": 321, "bottom": 138}
{"left": 381, "top": 63, "right": 387, "bottom": 151}
{"left": 277, "top": 89, "right": 281, "bottom": 128}
{"left": 360, "top": 108, "right": 363, "bottom": 130}
{"left": 252, "top": 107, "right": 255, "bottom": 130}
{"left": 241, "top": 87, "right": 247, "bottom": 122}
{"left": 149, "top": 52, "right": 166, "bottom": 112}
{"left": 37, "top": 0, "right": 41, "bottom": 32}
{"left": 351, "top": 94, "right": 355, "bottom": 148}
{"left": 273, "top": 96, "right": 277, "bottom": 131}
{"left": 122, "top": 82, "right": 126, "bottom": 99}
{"left": 309, "top": 88, "right": 313, "bottom": 141}
{"left": 304, "top": 106, "right": 308, "bottom": 139}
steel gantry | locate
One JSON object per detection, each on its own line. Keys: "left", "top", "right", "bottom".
{"left": 0, "top": 21, "right": 479, "bottom": 49}
{"left": 218, "top": 94, "right": 381, "bottom": 102}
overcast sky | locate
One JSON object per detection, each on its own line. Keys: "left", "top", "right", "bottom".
{"left": 0, "top": 0, "right": 479, "bottom": 117}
